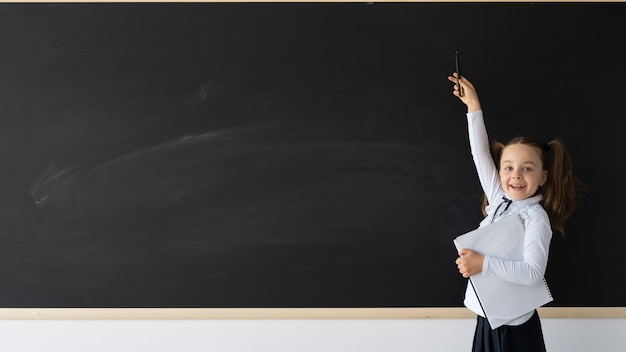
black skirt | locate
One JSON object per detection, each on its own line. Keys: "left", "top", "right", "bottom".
{"left": 472, "top": 310, "right": 547, "bottom": 352}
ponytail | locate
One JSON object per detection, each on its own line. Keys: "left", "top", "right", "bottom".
{"left": 542, "top": 139, "right": 583, "bottom": 236}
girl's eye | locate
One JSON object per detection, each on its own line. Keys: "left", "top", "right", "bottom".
{"left": 503, "top": 166, "right": 513, "bottom": 171}
{"left": 523, "top": 167, "right": 533, "bottom": 172}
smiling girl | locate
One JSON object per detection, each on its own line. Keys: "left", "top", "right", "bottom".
{"left": 448, "top": 73, "right": 582, "bottom": 352}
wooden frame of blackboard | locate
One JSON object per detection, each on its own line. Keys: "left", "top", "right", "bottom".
{"left": 1, "top": 0, "right": 624, "bottom": 320}
{"left": 0, "top": 308, "right": 625, "bottom": 320}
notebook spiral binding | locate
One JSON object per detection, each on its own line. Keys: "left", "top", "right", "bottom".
{"left": 543, "top": 277, "right": 553, "bottom": 299}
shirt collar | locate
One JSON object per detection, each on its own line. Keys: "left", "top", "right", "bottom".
{"left": 504, "top": 193, "right": 543, "bottom": 207}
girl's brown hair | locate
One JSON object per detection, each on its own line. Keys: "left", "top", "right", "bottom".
{"left": 481, "top": 137, "right": 583, "bottom": 236}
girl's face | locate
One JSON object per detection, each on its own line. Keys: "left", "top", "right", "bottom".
{"left": 499, "top": 143, "right": 548, "bottom": 201}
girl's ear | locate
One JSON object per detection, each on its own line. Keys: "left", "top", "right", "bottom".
{"left": 540, "top": 170, "right": 548, "bottom": 186}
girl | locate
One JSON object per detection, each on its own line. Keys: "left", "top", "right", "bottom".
{"left": 448, "top": 73, "right": 581, "bottom": 352}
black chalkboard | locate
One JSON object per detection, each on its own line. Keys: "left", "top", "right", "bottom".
{"left": 0, "top": 2, "right": 624, "bottom": 308}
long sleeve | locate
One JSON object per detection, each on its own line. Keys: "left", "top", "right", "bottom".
{"left": 482, "top": 207, "right": 552, "bottom": 286}
{"left": 466, "top": 110, "right": 504, "bottom": 207}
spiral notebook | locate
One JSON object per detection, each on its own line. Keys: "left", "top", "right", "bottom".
{"left": 453, "top": 213, "right": 553, "bottom": 329}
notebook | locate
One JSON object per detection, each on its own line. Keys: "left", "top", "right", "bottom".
{"left": 453, "top": 213, "right": 553, "bottom": 329}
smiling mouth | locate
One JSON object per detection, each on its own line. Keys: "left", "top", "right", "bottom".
{"left": 510, "top": 184, "right": 526, "bottom": 189}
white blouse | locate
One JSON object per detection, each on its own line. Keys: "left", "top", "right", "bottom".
{"left": 463, "top": 110, "right": 553, "bottom": 326}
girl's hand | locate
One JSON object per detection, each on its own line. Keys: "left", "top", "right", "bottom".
{"left": 448, "top": 73, "right": 481, "bottom": 113}
{"left": 455, "top": 248, "right": 484, "bottom": 278}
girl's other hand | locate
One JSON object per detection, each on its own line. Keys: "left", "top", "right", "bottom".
{"left": 455, "top": 248, "right": 484, "bottom": 278}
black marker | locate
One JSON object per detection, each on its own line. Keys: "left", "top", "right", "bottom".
{"left": 455, "top": 51, "right": 462, "bottom": 97}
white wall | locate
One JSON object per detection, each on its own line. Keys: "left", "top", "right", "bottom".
{"left": 1, "top": 318, "right": 625, "bottom": 352}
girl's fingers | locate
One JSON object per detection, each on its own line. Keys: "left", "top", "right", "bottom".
{"left": 448, "top": 74, "right": 458, "bottom": 82}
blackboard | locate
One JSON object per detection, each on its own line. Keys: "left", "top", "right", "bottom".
{"left": 0, "top": 2, "right": 624, "bottom": 309}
